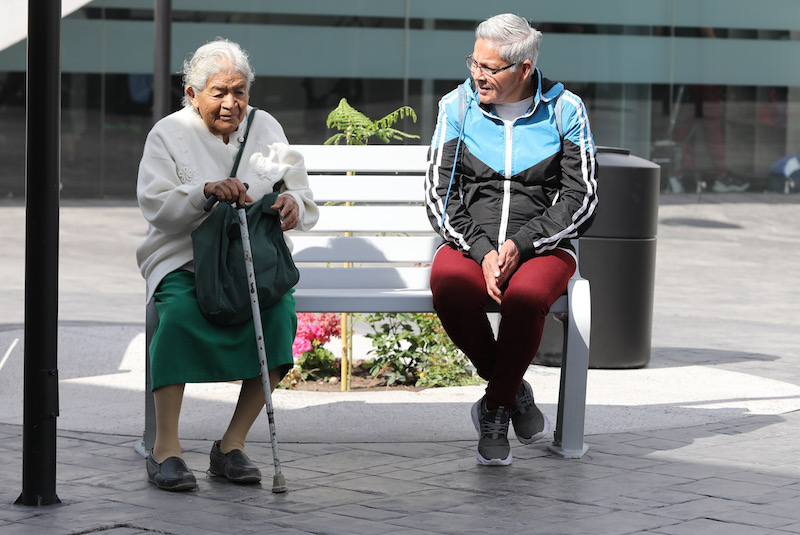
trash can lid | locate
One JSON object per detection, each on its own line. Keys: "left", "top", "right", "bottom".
{"left": 596, "top": 146, "right": 660, "bottom": 170}
{"left": 586, "top": 146, "right": 661, "bottom": 239}
{"left": 597, "top": 146, "right": 630, "bottom": 156}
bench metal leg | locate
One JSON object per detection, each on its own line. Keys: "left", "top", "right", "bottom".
{"left": 491, "top": 290, "right": 589, "bottom": 458}
{"left": 134, "top": 299, "right": 158, "bottom": 458}
{"left": 547, "top": 277, "right": 590, "bottom": 459}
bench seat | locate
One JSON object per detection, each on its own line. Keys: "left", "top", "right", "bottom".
{"left": 137, "top": 144, "right": 591, "bottom": 460}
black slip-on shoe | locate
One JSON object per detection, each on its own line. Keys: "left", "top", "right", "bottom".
{"left": 208, "top": 440, "right": 262, "bottom": 484}
{"left": 146, "top": 453, "right": 197, "bottom": 491}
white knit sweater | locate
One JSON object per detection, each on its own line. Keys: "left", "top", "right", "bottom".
{"left": 136, "top": 105, "right": 319, "bottom": 303}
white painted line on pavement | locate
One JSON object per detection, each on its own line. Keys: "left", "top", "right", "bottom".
{"left": 0, "top": 338, "right": 19, "bottom": 373}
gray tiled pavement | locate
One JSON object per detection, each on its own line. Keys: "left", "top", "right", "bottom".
{"left": 2, "top": 193, "right": 800, "bottom": 534}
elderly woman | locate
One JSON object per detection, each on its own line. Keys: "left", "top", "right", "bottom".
{"left": 425, "top": 14, "right": 598, "bottom": 466}
{"left": 136, "top": 38, "right": 318, "bottom": 491}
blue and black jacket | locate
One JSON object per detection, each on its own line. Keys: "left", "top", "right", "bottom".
{"left": 425, "top": 70, "right": 598, "bottom": 265}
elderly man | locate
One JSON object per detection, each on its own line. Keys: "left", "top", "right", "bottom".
{"left": 425, "top": 13, "right": 598, "bottom": 466}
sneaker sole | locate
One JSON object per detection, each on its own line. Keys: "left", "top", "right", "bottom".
{"left": 515, "top": 413, "right": 551, "bottom": 445}
{"left": 712, "top": 183, "right": 749, "bottom": 193}
{"left": 476, "top": 450, "right": 512, "bottom": 466}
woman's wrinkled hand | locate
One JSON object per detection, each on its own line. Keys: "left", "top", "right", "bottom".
{"left": 204, "top": 177, "right": 251, "bottom": 207}
{"left": 270, "top": 194, "right": 299, "bottom": 231}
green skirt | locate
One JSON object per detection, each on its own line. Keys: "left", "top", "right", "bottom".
{"left": 149, "top": 270, "right": 296, "bottom": 390}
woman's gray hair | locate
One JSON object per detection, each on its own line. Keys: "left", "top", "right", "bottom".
{"left": 476, "top": 14, "right": 542, "bottom": 74}
{"left": 182, "top": 38, "right": 255, "bottom": 108}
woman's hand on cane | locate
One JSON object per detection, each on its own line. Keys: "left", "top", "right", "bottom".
{"left": 204, "top": 178, "right": 252, "bottom": 208}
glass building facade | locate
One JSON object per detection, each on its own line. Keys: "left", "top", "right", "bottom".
{"left": 1, "top": 0, "right": 799, "bottom": 198}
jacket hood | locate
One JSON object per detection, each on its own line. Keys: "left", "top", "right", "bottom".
{"left": 538, "top": 70, "right": 564, "bottom": 102}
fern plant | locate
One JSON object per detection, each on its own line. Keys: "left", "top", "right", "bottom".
{"left": 324, "top": 98, "right": 419, "bottom": 145}
{"left": 322, "top": 97, "right": 419, "bottom": 390}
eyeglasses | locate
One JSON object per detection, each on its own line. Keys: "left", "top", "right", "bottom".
{"left": 465, "top": 54, "right": 516, "bottom": 76}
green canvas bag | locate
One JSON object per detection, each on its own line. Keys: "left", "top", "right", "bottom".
{"left": 192, "top": 191, "right": 299, "bottom": 325}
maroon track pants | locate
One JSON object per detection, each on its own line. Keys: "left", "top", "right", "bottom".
{"left": 430, "top": 244, "right": 576, "bottom": 409}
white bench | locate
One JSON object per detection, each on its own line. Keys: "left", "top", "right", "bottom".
{"left": 138, "top": 144, "right": 591, "bottom": 459}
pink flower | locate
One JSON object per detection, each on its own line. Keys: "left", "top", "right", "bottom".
{"left": 292, "top": 337, "right": 313, "bottom": 359}
{"left": 293, "top": 313, "right": 341, "bottom": 359}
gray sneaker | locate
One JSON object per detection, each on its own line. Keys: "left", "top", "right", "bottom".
{"left": 471, "top": 397, "right": 512, "bottom": 466}
{"left": 510, "top": 379, "right": 550, "bottom": 445}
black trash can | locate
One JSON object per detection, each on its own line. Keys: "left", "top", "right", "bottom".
{"left": 534, "top": 147, "right": 660, "bottom": 369}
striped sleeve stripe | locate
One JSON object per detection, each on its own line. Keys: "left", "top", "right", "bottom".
{"left": 424, "top": 91, "right": 470, "bottom": 250}
{"left": 532, "top": 91, "right": 598, "bottom": 251}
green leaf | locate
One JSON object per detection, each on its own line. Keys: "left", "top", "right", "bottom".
{"left": 324, "top": 98, "right": 419, "bottom": 146}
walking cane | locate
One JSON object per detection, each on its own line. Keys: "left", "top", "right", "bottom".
{"left": 204, "top": 186, "right": 288, "bottom": 493}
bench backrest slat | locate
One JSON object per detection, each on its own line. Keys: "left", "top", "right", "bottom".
{"left": 308, "top": 175, "right": 424, "bottom": 203}
{"left": 292, "top": 236, "right": 439, "bottom": 263}
{"left": 309, "top": 205, "right": 431, "bottom": 233}
{"left": 295, "top": 267, "right": 431, "bottom": 290}
{"left": 297, "top": 144, "right": 429, "bottom": 173}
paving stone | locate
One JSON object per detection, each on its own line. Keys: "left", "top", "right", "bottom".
{"left": 537, "top": 511, "right": 678, "bottom": 535}
{"left": 644, "top": 496, "right": 753, "bottom": 521}
{"left": 4, "top": 198, "right": 800, "bottom": 534}
{"left": 650, "top": 517, "right": 778, "bottom": 535}
{"left": 706, "top": 507, "right": 799, "bottom": 530}
{"left": 670, "top": 477, "right": 800, "bottom": 504}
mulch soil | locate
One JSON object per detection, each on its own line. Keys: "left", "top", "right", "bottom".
{"left": 280, "top": 361, "right": 427, "bottom": 392}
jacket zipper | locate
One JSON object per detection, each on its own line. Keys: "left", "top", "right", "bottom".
{"left": 498, "top": 119, "right": 513, "bottom": 245}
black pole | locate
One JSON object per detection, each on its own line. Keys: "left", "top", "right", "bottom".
{"left": 141, "top": 0, "right": 172, "bottom": 454}
{"left": 17, "top": 0, "right": 61, "bottom": 507}
{"left": 153, "top": 0, "right": 172, "bottom": 123}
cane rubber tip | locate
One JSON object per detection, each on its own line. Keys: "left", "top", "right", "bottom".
{"left": 272, "top": 474, "right": 288, "bottom": 493}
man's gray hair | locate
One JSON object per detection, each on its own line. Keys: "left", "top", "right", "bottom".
{"left": 476, "top": 13, "right": 542, "bottom": 73}
{"left": 182, "top": 38, "right": 255, "bottom": 108}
